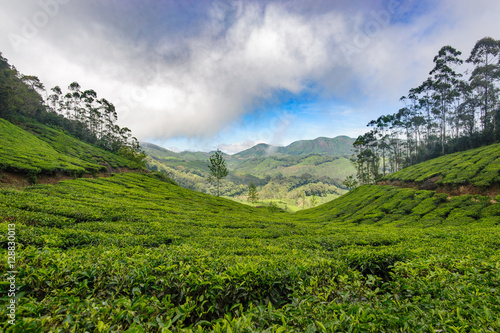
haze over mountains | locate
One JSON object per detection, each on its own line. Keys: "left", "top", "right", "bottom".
{"left": 143, "top": 136, "right": 355, "bottom": 160}
{"left": 234, "top": 136, "right": 355, "bottom": 158}
{"left": 142, "top": 136, "right": 356, "bottom": 209}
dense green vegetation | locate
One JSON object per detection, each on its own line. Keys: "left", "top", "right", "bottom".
{"left": 352, "top": 37, "right": 500, "bottom": 184}
{"left": 297, "top": 184, "right": 499, "bottom": 226}
{"left": 1, "top": 172, "right": 499, "bottom": 331}
{"left": 24, "top": 121, "right": 141, "bottom": 170}
{"left": 0, "top": 118, "right": 102, "bottom": 177}
{"left": 1, "top": 36, "right": 500, "bottom": 333}
{"left": 0, "top": 118, "right": 142, "bottom": 183}
{"left": 0, "top": 52, "right": 145, "bottom": 165}
{"left": 384, "top": 142, "right": 500, "bottom": 188}
{"left": 232, "top": 136, "right": 355, "bottom": 158}
{"left": 145, "top": 142, "right": 354, "bottom": 207}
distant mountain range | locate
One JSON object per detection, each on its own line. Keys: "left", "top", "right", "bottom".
{"left": 142, "top": 136, "right": 355, "bottom": 160}
{"left": 233, "top": 136, "right": 355, "bottom": 159}
{"left": 142, "top": 136, "right": 356, "bottom": 200}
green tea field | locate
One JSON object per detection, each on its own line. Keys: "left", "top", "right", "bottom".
{"left": 1, "top": 168, "right": 499, "bottom": 331}
{"left": 2, "top": 20, "right": 500, "bottom": 333}
{"left": 0, "top": 118, "right": 141, "bottom": 184}
{"left": 383, "top": 142, "right": 500, "bottom": 189}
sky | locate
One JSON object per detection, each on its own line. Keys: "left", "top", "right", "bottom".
{"left": 1, "top": 0, "right": 499, "bottom": 154}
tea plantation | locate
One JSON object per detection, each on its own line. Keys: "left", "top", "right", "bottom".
{"left": 383, "top": 142, "right": 500, "bottom": 188}
{"left": 0, "top": 169, "right": 499, "bottom": 331}
{"left": 0, "top": 119, "right": 140, "bottom": 181}
{"left": 1, "top": 119, "right": 500, "bottom": 332}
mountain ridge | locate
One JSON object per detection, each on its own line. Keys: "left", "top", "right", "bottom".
{"left": 143, "top": 135, "right": 355, "bottom": 161}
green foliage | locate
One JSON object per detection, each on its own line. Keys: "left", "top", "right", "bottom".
{"left": 309, "top": 193, "right": 318, "bottom": 207}
{"left": 0, "top": 53, "right": 145, "bottom": 166}
{"left": 145, "top": 140, "right": 355, "bottom": 200}
{"left": 24, "top": 120, "right": 140, "bottom": 170}
{"left": 353, "top": 37, "right": 500, "bottom": 180}
{"left": 232, "top": 136, "right": 355, "bottom": 157}
{"left": 385, "top": 142, "right": 500, "bottom": 187}
{"left": 0, "top": 118, "right": 99, "bottom": 177}
{"left": 0, "top": 173, "right": 499, "bottom": 331}
{"left": 0, "top": 119, "right": 141, "bottom": 179}
{"left": 118, "top": 146, "right": 147, "bottom": 169}
{"left": 1, "top": 45, "right": 500, "bottom": 332}
{"left": 342, "top": 175, "right": 359, "bottom": 190}
{"left": 247, "top": 182, "right": 259, "bottom": 205}
{"left": 149, "top": 171, "right": 178, "bottom": 185}
{"left": 0, "top": 53, "right": 44, "bottom": 119}
{"left": 207, "top": 149, "right": 229, "bottom": 196}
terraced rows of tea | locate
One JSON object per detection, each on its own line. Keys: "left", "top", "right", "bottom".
{"left": 1, "top": 166, "right": 500, "bottom": 331}
{"left": 384, "top": 142, "right": 500, "bottom": 188}
{"left": 0, "top": 119, "right": 140, "bottom": 181}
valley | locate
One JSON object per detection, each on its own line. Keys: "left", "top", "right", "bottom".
{"left": 1, "top": 28, "right": 500, "bottom": 332}
{"left": 143, "top": 138, "right": 355, "bottom": 211}
{"left": 1, "top": 116, "right": 499, "bottom": 331}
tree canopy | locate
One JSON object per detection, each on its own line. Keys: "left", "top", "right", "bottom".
{"left": 0, "top": 52, "right": 145, "bottom": 165}
{"left": 352, "top": 37, "right": 500, "bottom": 184}
{"left": 207, "top": 149, "right": 229, "bottom": 196}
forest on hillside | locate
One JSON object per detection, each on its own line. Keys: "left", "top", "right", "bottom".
{"left": 0, "top": 53, "right": 145, "bottom": 165}
{"left": 352, "top": 37, "right": 500, "bottom": 184}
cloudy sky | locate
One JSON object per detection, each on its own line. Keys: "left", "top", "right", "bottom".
{"left": 1, "top": 0, "right": 499, "bottom": 153}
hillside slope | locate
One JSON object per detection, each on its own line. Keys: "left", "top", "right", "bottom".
{"left": 2, "top": 117, "right": 499, "bottom": 331}
{"left": 283, "top": 136, "right": 355, "bottom": 156}
{"left": 233, "top": 136, "right": 355, "bottom": 158}
{"left": 0, "top": 118, "right": 141, "bottom": 184}
{"left": 1, "top": 169, "right": 499, "bottom": 331}
{"left": 382, "top": 142, "right": 500, "bottom": 195}
{"left": 296, "top": 184, "right": 499, "bottom": 226}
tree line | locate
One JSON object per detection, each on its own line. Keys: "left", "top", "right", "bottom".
{"left": 0, "top": 52, "right": 144, "bottom": 164}
{"left": 352, "top": 37, "right": 500, "bottom": 184}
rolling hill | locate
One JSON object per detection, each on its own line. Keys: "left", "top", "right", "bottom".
{"left": 143, "top": 136, "right": 356, "bottom": 207}
{"left": 2, "top": 34, "right": 499, "bottom": 332}
{"left": 233, "top": 136, "right": 355, "bottom": 159}
{"left": 382, "top": 142, "right": 500, "bottom": 192}
{"left": 1, "top": 139, "right": 499, "bottom": 331}
{"left": 0, "top": 118, "right": 142, "bottom": 186}
{"left": 143, "top": 135, "right": 355, "bottom": 162}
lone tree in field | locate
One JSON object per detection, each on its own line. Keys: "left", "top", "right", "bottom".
{"left": 207, "top": 149, "right": 228, "bottom": 196}
{"left": 247, "top": 182, "right": 259, "bottom": 206}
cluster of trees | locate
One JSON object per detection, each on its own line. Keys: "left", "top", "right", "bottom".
{"left": 0, "top": 53, "right": 45, "bottom": 118}
{"left": 259, "top": 176, "right": 341, "bottom": 200}
{"left": 353, "top": 37, "right": 500, "bottom": 184}
{"left": 46, "top": 82, "right": 141, "bottom": 154}
{"left": 0, "top": 52, "right": 145, "bottom": 164}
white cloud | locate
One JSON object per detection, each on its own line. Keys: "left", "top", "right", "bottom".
{"left": 218, "top": 139, "right": 266, "bottom": 154}
{"left": 1, "top": 0, "right": 500, "bottom": 149}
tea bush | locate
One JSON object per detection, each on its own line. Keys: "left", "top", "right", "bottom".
{"left": 1, "top": 173, "right": 499, "bottom": 331}
{"left": 384, "top": 142, "right": 500, "bottom": 188}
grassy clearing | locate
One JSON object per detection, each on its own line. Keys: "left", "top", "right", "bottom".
{"left": 0, "top": 173, "right": 499, "bottom": 332}
{"left": 384, "top": 142, "right": 500, "bottom": 187}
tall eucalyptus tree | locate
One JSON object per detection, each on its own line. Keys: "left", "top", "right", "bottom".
{"left": 467, "top": 37, "right": 500, "bottom": 138}
{"left": 429, "top": 46, "right": 463, "bottom": 155}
